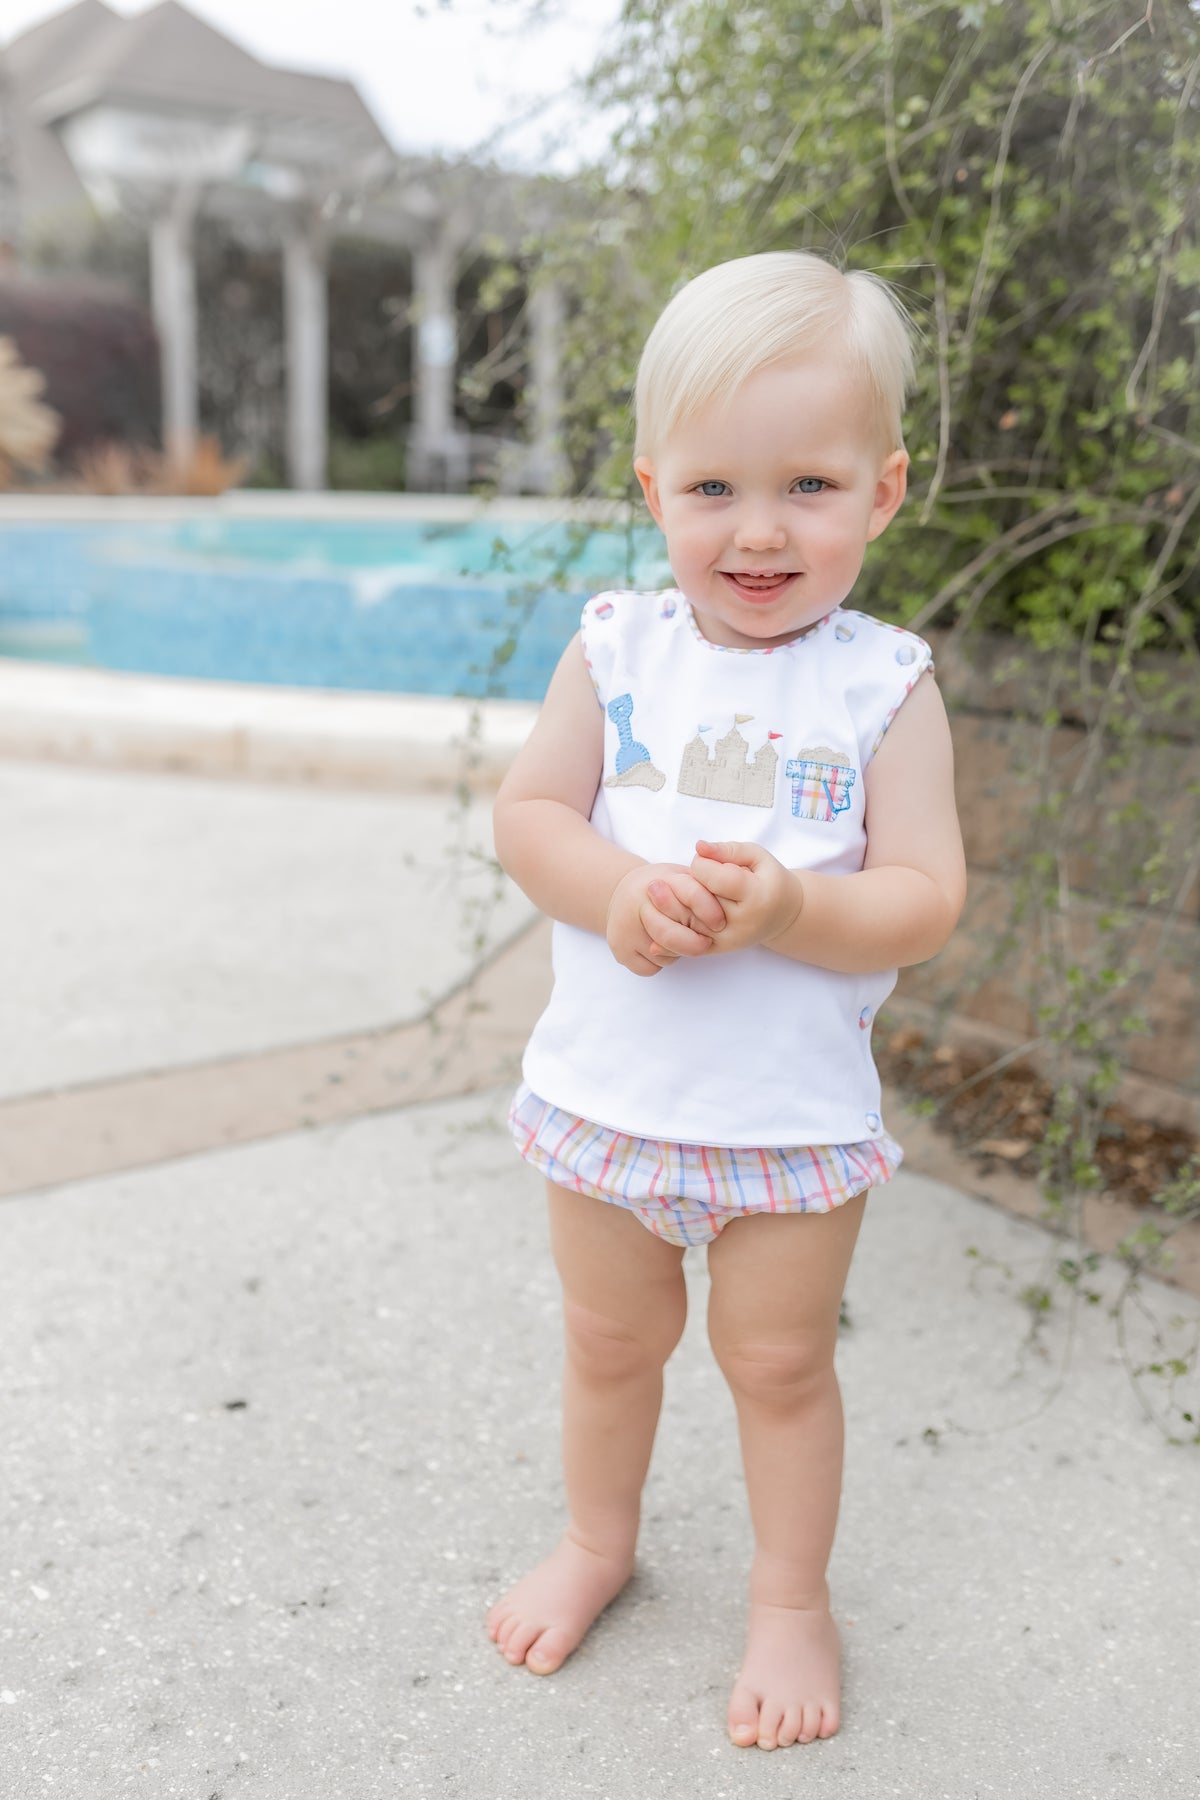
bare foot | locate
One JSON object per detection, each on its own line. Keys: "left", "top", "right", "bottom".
{"left": 486, "top": 1534, "right": 634, "bottom": 1675}
{"left": 727, "top": 1600, "right": 841, "bottom": 1750}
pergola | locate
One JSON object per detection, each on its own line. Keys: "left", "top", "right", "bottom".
{"left": 2, "top": 0, "right": 567, "bottom": 490}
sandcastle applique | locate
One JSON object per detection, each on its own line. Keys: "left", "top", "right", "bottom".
{"left": 677, "top": 716, "right": 780, "bottom": 808}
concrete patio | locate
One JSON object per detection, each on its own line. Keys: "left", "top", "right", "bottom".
{"left": 1, "top": 752, "right": 1197, "bottom": 1798}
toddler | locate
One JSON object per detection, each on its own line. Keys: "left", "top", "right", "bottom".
{"left": 488, "top": 251, "right": 965, "bottom": 1751}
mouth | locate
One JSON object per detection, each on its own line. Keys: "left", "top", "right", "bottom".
{"left": 719, "top": 571, "right": 798, "bottom": 602}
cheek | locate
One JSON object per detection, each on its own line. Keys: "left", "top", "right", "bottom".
{"left": 809, "top": 510, "right": 871, "bottom": 565}
{"left": 670, "top": 524, "right": 718, "bottom": 567}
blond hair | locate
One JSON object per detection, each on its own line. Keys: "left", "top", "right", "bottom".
{"left": 634, "top": 252, "right": 916, "bottom": 457}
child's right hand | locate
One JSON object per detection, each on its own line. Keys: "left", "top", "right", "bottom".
{"left": 605, "top": 863, "right": 726, "bottom": 977}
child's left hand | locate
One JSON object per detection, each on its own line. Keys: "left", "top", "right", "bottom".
{"left": 689, "top": 839, "right": 804, "bottom": 955}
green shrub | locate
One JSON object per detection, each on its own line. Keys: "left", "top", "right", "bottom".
{"left": 328, "top": 432, "right": 407, "bottom": 491}
{"left": 557, "top": 0, "right": 1199, "bottom": 651}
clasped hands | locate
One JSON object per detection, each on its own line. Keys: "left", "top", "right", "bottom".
{"left": 606, "top": 840, "right": 804, "bottom": 977}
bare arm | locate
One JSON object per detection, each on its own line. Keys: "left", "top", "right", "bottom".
{"left": 493, "top": 634, "right": 726, "bottom": 974}
{"left": 690, "top": 674, "right": 966, "bottom": 973}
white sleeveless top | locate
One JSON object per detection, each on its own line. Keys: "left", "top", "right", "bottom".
{"left": 521, "top": 590, "right": 933, "bottom": 1147}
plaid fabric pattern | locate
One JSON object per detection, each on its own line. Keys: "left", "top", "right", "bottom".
{"left": 785, "top": 754, "right": 857, "bottom": 822}
{"left": 508, "top": 1083, "right": 903, "bottom": 1248}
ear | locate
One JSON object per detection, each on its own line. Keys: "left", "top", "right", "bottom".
{"left": 866, "top": 450, "right": 908, "bottom": 542}
{"left": 633, "top": 455, "right": 664, "bottom": 529}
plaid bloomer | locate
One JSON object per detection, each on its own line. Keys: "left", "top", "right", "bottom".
{"left": 508, "top": 1081, "right": 903, "bottom": 1248}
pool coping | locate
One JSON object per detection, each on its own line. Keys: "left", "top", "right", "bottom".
{"left": 0, "top": 659, "right": 538, "bottom": 792}
{"left": 0, "top": 491, "right": 631, "bottom": 524}
{"left": 0, "top": 491, "right": 636, "bottom": 786}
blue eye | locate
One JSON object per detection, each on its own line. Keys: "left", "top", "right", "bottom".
{"left": 697, "top": 480, "right": 729, "bottom": 497}
{"left": 795, "top": 477, "right": 826, "bottom": 494}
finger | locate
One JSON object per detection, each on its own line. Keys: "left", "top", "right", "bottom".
{"left": 694, "top": 838, "right": 758, "bottom": 868}
{"left": 689, "top": 856, "right": 749, "bottom": 902}
{"left": 646, "top": 878, "right": 694, "bottom": 928}
{"left": 642, "top": 905, "right": 716, "bottom": 957}
{"left": 656, "top": 872, "right": 727, "bottom": 933}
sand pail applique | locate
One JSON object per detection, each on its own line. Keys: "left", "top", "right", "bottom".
{"left": 785, "top": 746, "right": 857, "bottom": 821}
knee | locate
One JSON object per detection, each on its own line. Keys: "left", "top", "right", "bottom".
{"left": 563, "top": 1298, "right": 684, "bottom": 1383}
{"left": 711, "top": 1334, "right": 835, "bottom": 1410}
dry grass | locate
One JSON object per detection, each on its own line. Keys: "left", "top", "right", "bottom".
{"left": 72, "top": 434, "right": 248, "bottom": 496}
{"left": 0, "top": 336, "right": 61, "bottom": 485}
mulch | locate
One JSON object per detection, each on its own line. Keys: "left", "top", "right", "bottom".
{"left": 876, "top": 1025, "right": 1198, "bottom": 1211}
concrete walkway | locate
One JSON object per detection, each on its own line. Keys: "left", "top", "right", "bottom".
{"left": 2, "top": 755, "right": 1197, "bottom": 1798}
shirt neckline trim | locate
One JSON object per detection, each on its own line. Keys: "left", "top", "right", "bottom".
{"left": 679, "top": 594, "right": 840, "bottom": 656}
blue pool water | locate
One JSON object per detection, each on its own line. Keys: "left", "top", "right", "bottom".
{"left": 0, "top": 515, "right": 672, "bottom": 700}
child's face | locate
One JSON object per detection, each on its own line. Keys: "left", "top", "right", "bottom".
{"left": 634, "top": 357, "right": 908, "bottom": 650}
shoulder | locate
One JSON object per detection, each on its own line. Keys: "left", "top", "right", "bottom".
{"left": 581, "top": 588, "right": 683, "bottom": 633}
{"left": 828, "top": 609, "right": 932, "bottom": 675}
{"left": 820, "top": 610, "right": 936, "bottom": 761}
{"left": 580, "top": 588, "right": 685, "bottom": 689}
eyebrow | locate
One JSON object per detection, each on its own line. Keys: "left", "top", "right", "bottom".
{"left": 673, "top": 459, "right": 861, "bottom": 483}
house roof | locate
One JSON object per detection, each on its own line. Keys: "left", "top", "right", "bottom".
{"left": 3, "top": 0, "right": 121, "bottom": 90}
{"left": 3, "top": 0, "right": 392, "bottom": 232}
{"left": 22, "top": 1, "right": 387, "bottom": 145}
{"left": 2, "top": 0, "right": 561, "bottom": 251}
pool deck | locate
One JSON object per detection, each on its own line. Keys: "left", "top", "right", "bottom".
{"left": 0, "top": 658, "right": 538, "bottom": 790}
{"left": 0, "top": 491, "right": 628, "bottom": 523}
{"left": 0, "top": 490, "right": 568, "bottom": 786}
{"left": 2, "top": 695, "right": 1198, "bottom": 1794}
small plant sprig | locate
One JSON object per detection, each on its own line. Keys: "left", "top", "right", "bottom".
{"left": 1114, "top": 1157, "right": 1200, "bottom": 1444}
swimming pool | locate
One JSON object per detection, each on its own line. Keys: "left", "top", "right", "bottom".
{"left": 0, "top": 499, "right": 672, "bottom": 702}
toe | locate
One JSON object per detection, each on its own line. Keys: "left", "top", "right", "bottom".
{"left": 757, "top": 1697, "right": 786, "bottom": 1751}
{"left": 524, "top": 1627, "right": 572, "bottom": 1675}
{"left": 485, "top": 1604, "right": 510, "bottom": 1642}
{"left": 777, "top": 1704, "right": 804, "bottom": 1749}
{"left": 727, "top": 1682, "right": 760, "bottom": 1749}
{"left": 817, "top": 1701, "right": 840, "bottom": 1739}
{"left": 501, "top": 1618, "right": 542, "bottom": 1665}
{"left": 797, "top": 1700, "right": 822, "bottom": 1744}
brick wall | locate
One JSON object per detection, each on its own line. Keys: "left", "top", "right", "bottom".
{"left": 893, "top": 633, "right": 1199, "bottom": 1131}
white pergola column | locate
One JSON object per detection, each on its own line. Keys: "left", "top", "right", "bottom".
{"left": 410, "top": 235, "right": 465, "bottom": 490}
{"left": 526, "top": 278, "right": 567, "bottom": 494}
{"left": 283, "top": 221, "right": 329, "bottom": 490}
{"left": 0, "top": 59, "right": 20, "bottom": 265}
{"left": 149, "top": 186, "right": 200, "bottom": 458}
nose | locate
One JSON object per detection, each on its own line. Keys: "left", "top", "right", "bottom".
{"left": 732, "top": 505, "right": 787, "bottom": 552}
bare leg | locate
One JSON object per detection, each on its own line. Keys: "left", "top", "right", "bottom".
{"left": 486, "top": 1181, "right": 687, "bottom": 1674}
{"left": 706, "top": 1194, "right": 867, "bottom": 1749}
